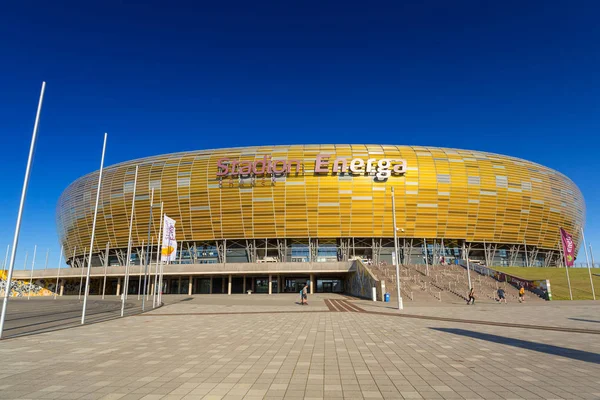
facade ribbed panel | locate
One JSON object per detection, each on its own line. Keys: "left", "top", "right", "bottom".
{"left": 56, "top": 145, "right": 585, "bottom": 266}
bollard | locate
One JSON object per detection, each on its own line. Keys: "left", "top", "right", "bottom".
{"left": 372, "top": 287, "right": 377, "bottom": 301}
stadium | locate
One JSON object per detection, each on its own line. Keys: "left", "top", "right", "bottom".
{"left": 39, "top": 144, "right": 584, "bottom": 296}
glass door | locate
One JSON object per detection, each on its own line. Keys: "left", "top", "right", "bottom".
{"left": 255, "top": 278, "right": 269, "bottom": 293}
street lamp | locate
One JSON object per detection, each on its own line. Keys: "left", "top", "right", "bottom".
{"left": 391, "top": 187, "right": 403, "bottom": 310}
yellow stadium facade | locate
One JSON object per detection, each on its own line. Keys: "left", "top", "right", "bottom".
{"left": 56, "top": 145, "right": 584, "bottom": 294}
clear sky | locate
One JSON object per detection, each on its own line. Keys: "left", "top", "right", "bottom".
{"left": 0, "top": 1, "right": 598, "bottom": 269}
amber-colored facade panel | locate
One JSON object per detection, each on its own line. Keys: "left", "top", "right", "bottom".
{"left": 56, "top": 145, "right": 585, "bottom": 259}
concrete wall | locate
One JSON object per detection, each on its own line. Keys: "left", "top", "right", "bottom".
{"left": 345, "top": 260, "right": 381, "bottom": 300}
{"left": 11, "top": 261, "right": 354, "bottom": 280}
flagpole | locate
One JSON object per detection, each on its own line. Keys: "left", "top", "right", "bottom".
{"left": 27, "top": 245, "right": 37, "bottom": 299}
{"left": 44, "top": 248, "right": 49, "bottom": 270}
{"left": 102, "top": 242, "right": 109, "bottom": 300}
{"left": 0, "top": 81, "right": 46, "bottom": 339}
{"left": 563, "top": 248, "right": 573, "bottom": 300}
{"left": 54, "top": 245, "right": 63, "bottom": 299}
{"left": 1, "top": 245, "right": 8, "bottom": 297}
{"left": 1, "top": 245, "right": 8, "bottom": 271}
{"left": 591, "top": 244, "right": 596, "bottom": 269}
{"left": 580, "top": 228, "right": 595, "bottom": 300}
{"left": 423, "top": 238, "right": 429, "bottom": 276}
{"left": 78, "top": 248, "right": 87, "bottom": 300}
{"left": 159, "top": 259, "right": 164, "bottom": 305}
{"left": 146, "top": 236, "right": 154, "bottom": 301}
{"left": 153, "top": 202, "right": 164, "bottom": 308}
{"left": 463, "top": 241, "right": 472, "bottom": 289}
{"left": 137, "top": 240, "right": 144, "bottom": 300}
{"left": 159, "top": 215, "right": 174, "bottom": 306}
{"left": 81, "top": 134, "right": 108, "bottom": 323}
{"left": 142, "top": 188, "right": 155, "bottom": 311}
{"left": 559, "top": 230, "right": 573, "bottom": 300}
{"left": 121, "top": 165, "right": 139, "bottom": 317}
{"left": 391, "top": 187, "right": 403, "bottom": 310}
{"left": 67, "top": 246, "right": 77, "bottom": 296}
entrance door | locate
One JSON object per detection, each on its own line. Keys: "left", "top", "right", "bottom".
{"left": 254, "top": 278, "right": 269, "bottom": 293}
{"left": 323, "top": 281, "right": 333, "bottom": 293}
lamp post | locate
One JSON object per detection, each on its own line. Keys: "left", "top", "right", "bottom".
{"left": 463, "top": 241, "right": 472, "bottom": 289}
{"left": 391, "top": 187, "right": 403, "bottom": 310}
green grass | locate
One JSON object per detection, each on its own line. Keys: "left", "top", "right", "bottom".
{"left": 491, "top": 267, "right": 600, "bottom": 300}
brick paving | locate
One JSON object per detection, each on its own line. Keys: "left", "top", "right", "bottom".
{"left": 0, "top": 295, "right": 599, "bottom": 399}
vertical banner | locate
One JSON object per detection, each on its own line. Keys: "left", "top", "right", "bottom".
{"left": 161, "top": 215, "right": 177, "bottom": 262}
{"left": 560, "top": 227, "right": 575, "bottom": 267}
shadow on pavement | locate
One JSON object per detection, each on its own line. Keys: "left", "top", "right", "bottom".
{"left": 569, "top": 318, "right": 600, "bottom": 324}
{"left": 431, "top": 327, "right": 600, "bottom": 364}
{"left": 1, "top": 298, "right": 150, "bottom": 340}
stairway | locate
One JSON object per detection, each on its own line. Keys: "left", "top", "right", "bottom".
{"left": 369, "top": 262, "right": 546, "bottom": 304}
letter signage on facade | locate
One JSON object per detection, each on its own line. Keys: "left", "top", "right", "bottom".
{"left": 216, "top": 154, "right": 406, "bottom": 182}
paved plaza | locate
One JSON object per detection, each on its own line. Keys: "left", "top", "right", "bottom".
{"left": 0, "top": 295, "right": 599, "bottom": 400}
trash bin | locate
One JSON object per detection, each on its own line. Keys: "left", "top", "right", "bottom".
{"left": 384, "top": 293, "right": 390, "bottom": 302}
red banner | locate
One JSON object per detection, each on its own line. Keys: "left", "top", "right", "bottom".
{"left": 560, "top": 227, "right": 575, "bottom": 267}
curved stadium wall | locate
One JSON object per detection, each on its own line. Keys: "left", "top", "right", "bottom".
{"left": 56, "top": 145, "right": 585, "bottom": 268}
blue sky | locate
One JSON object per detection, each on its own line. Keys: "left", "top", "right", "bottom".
{"left": 0, "top": 1, "right": 598, "bottom": 269}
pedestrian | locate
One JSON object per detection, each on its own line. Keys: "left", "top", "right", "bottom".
{"left": 497, "top": 288, "right": 507, "bottom": 304}
{"left": 518, "top": 285, "right": 525, "bottom": 303}
{"left": 302, "top": 283, "right": 309, "bottom": 305}
{"left": 466, "top": 287, "right": 475, "bottom": 305}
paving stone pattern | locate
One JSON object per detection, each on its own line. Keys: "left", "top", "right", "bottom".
{"left": 0, "top": 296, "right": 599, "bottom": 400}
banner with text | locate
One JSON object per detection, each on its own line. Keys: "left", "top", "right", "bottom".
{"left": 161, "top": 215, "right": 177, "bottom": 262}
{"left": 560, "top": 227, "right": 575, "bottom": 267}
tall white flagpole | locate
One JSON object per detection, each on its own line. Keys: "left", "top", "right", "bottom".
{"left": 27, "top": 245, "right": 37, "bottom": 299}
{"left": 69, "top": 246, "right": 77, "bottom": 295}
{"left": 463, "top": 241, "right": 472, "bottom": 289}
{"left": 559, "top": 234, "right": 573, "bottom": 300}
{"left": 1, "top": 245, "right": 8, "bottom": 296}
{"left": 146, "top": 236, "right": 154, "bottom": 301}
{"left": 159, "top": 259, "right": 164, "bottom": 305}
{"left": 44, "top": 248, "right": 49, "bottom": 270}
{"left": 1, "top": 245, "right": 8, "bottom": 269}
{"left": 159, "top": 221, "right": 168, "bottom": 305}
{"left": 0, "top": 81, "right": 46, "bottom": 339}
{"left": 121, "top": 165, "right": 139, "bottom": 317}
{"left": 54, "top": 245, "right": 63, "bottom": 299}
{"left": 81, "top": 133, "right": 108, "bottom": 324}
{"left": 142, "top": 188, "right": 155, "bottom": 311}
{"left": 153, "top": 202, "right": 164, "bottom": 308}
{"left": 78, "top": 248, "right": 87, "bottom": 300}
{"left": 580, "top": 228, "right": 595, "bottom": 300}
{"left": 137, "top": 240, "right": 144, "bottom": 300}
{"left": 423, "top": 238, "right": 429, "bottom": 276}
{"left": 102, "top": 242, "right": 109, "bottom": 300}
{"left": 391, "top": 187, "right": 403, "bottom": 310}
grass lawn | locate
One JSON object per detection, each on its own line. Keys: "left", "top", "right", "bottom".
{"left": 491, "top": 267, "right": 600, "bottom": 300}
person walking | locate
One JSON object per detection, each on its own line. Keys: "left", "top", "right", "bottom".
{"left": 302, "top": 283, "right": 309, "bottom": 305}
{"left": 466, "top": 287, "right": 475, "bottom": 305}
{"left": 518, "top": 285, "right": 525, "bottom": 303}
{"left": 497, "top": 288, "right": 507, "bottom": 304}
